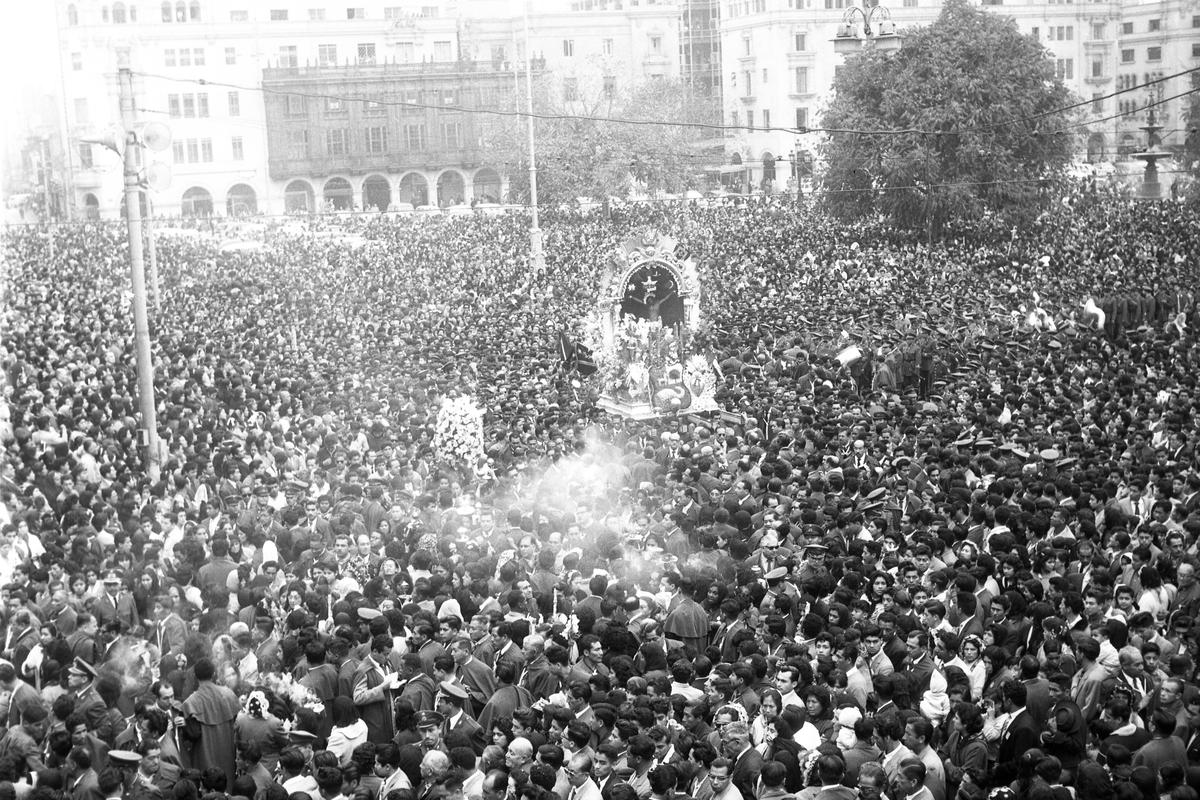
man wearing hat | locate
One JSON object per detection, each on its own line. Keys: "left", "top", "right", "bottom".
{"left": 794, "top": 544, "right": 829, "bottom": 585}
{"left": 94, "top": 570, "right": 139, "bottom": 633}
{"left": 437, "top": 681, "right": 486, "bottom": 755}
{"left": 416, "top": 710, "right": 447, "bottom": 755}
{"left": 68, "top": 656, "right": 106, "bottom": 730}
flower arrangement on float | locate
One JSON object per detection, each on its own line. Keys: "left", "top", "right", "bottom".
{"left": 260, "top": 672, "right": 326, "bottom": 721}
{"left": 434, "top": 395, "right": 485, "bottom": 466}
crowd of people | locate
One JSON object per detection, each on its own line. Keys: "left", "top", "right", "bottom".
{"left": 2, "top": 190, "right": 1200, "bottom": 800}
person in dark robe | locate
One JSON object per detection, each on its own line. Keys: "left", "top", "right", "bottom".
{"left": 476, "top": 661, "right": 532, "bottom": 733}
{"left": 181, "top": 657, "right": 240, "bottom": 781}
{"left": 664, "top": 575, "right": 710, "bottom": 656}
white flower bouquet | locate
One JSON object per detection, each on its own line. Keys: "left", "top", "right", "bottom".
{"left": 434, "top": 395, "right": 485, "bottom": 467}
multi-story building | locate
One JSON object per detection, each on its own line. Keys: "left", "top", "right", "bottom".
{"left": 51, "top": 0, "right": 685, "bottom": 218}
{"left": 261, "top": 59, "right": 527, "bottom": 211}
{"left": 716, "top": 0, "right": 1199, "bottom": 191}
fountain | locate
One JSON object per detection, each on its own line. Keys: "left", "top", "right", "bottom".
{"left": 1132, "top": 105, "right": 1168, "bottom": 201}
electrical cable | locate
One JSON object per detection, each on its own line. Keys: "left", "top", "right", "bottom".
{"left": 133, "top": 62, "right": 1200, "bottom": 138}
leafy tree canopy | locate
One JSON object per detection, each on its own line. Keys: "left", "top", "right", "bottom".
{"left": 483, "top": 77, "right": 717, "bottom": 204}
{"left": 818, "top": 0, "right": 1077, "bottom": 235}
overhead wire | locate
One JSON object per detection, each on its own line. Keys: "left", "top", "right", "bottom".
{"left": 133, "top": 63, "right": 1200, "bottom": 138}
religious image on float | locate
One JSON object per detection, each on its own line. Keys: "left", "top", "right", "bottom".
{"left": 581, "top": 232, "right": 718, "bottom": 420}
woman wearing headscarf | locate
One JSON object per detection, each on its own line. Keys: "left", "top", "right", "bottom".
{"left": 234, "top": 689, "right": 289, "bottom": 773}
{"left": 921, "top": 669, "right": 952, "bottom": 729}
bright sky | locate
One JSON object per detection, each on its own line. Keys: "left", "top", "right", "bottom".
{"left": 1, "top": 3, "right": 61, "bottom": 198}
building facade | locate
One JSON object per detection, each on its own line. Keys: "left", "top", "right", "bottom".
{"left": 716, "top": 0, "right": 1199, "bottom": 191}
{"left": 261, "top": 60, "right": 523, "bottom": 212}
{"left": 51, "top": 0, "right": 687, "bottom": 219}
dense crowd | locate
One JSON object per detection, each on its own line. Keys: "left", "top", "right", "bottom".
{"left": 3, "top": 191, "right": 1200, "bottom": 800}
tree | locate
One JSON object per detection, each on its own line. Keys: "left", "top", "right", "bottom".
{"left": 818, "top": 0, "right": 1076, "bottom": 236}
{"left": 483, "top": 77, "right": 716, "bottom": 204}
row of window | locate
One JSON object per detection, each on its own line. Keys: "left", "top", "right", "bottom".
{"left": 1121, "top": 47, "right": 1164, "bottom": 63}
{"left": 316, "top": 43, "right": 378, "bottom": 66}
{"left": 1117, "top": 72, "right": 1166, "bottom": 92}
{"left": 67, "top": 3, "right": 452, "bottom": 25}
{"left": 164, "top": 48, "right": 206, "bottom": 67}
{"left": 561, "top": 76, "right": 618, "bottom": 102}
{"left": 284, "top": 93, "right": 479, "bottom": 117}
{"left": 275, "top": 41, "right": 452, "bottom": 67}
{"left": 561, "top": 38, "right": 632, "bottom": 57}
{"left": 79, "top": 136, "right": 240, "bottom": 167}
{"left": 729, "top": 66, "right": 813, "bottom": 95}
{"left": 730, "top": 108, "right": 808, "bottom": 130}
{"left": 165, "top": 92, "right": 240, "bottom": 118}
{"left": 283, "top": 124, "right": 466, "bottom": 159}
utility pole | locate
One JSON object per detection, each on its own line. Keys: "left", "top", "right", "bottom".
{"left": 144, "top": 192, "right": 160, "bottom": 311}
{"left": 40, "top": 138, "right": 55, "bottom": 258}
{"left": 118, "top": 67, "right": 161, "bottom": 482}
{"left": 40, "top": 139, "right": 54, "bottom": 220}
{"left": 522, "top": 2, "right": 544, "bottom": 272}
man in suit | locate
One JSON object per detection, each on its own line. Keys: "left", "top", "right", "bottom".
{"left": 878, "top": 613, "right": 910, "bottom": 671}
{"left": 713, "top": 600, "right": 747, "bottom": 664}
{"left": 3, "top": 610, "right": 39, "bottom": 674}
{"left": 412, "top": 624, "right": 445, "bottom": 678}
{"left": 1070, "top": 639, "right": 1108, "bottom": 721}
{"left": 94, "top": 570, "right": 139, "bottom": 632}
{"left": 492, "top": 622, "right": 525, "bottom": 678}
{"left": 398, "top": 653, "right": 438, "bottom": 713}
{"left": 863, "top": 626, "right": 895, "bottom": 679}
{"left": 722, "top": 721, "right": 763, "bottom": 800}
{"left": 415, "top": 750, "right": 451, "bottom": 800}
{"left": 353, "top": 634, "right": 401, "bottom": 742}
{"left": 66, "top": 746, "right": 103, "bottom": 800}
{"left": 902, "top": 631, "right": 936, "bottom": 696}
{"left": 994, "top": 681, "right": 1041, "bottom": 784}
{"left": 876, "top": 712, "right": 915, "bottom": 787}
{"left": 437, "top": 682, "right": 486, "bottom": 755}
{"left": 467, "top": 614, "right": 496, "bottom": 668}
{"left": 152, "top": 596, "right": 187, "bottom": 664}
{"left": 565, "top": 751, "right": 603, "bottom": 800}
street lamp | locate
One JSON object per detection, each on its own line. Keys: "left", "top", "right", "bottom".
{"left": 834, "top": 3, "right": 901, "bottom": 54}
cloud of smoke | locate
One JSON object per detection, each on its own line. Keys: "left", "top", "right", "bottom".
{"left": 490, "top": 424, "right": 673, "bottom": 593}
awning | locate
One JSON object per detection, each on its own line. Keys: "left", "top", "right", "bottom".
{"left": 704, "top": 164, "right": 749, "bottom": 174}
